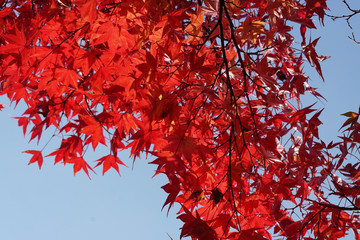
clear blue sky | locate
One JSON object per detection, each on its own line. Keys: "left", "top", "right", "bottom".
{"left": 0, "top": 1, "right": 360, "bottom": 239}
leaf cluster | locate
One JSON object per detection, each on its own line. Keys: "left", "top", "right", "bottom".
{"left": 0, "top": 0, "right": 359, "bottom": 239}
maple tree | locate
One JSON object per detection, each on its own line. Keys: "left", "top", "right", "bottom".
{"left": 0, "top": 0, "right": 360, "bottom": 239}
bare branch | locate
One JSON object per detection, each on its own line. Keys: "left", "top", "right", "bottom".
{"left": 326, "top": 0, "right": 360, "bottom": 43}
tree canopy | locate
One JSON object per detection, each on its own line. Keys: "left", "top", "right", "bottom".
{"left": 0, "top": 0, "right": 359, "bottom": 239}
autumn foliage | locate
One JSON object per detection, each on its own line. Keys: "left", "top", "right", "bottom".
{"left": 1, "top": 0, "right": 360, "bottom": 239}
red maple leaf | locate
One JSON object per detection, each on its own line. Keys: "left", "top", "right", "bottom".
{"left": 94, "top": 154, "right": 127, "bottom": 175}
{"left": 23, "top": 150, "right": 43, "bottom": 169}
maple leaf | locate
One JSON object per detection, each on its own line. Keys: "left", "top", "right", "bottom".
{"left": 23, "top": 150, "right": 44, "bottom": 169}
{"left": 306, "top": 0, "right": 329, "bottom": 24}
{"left": 178, "top": 208, "right": 217, "bottom": 240}
{"left": 302, "top": 37, "right": 330, "bottom": 80}
{"left": 80, "top": 115, "right": 105, "bottom": 150}
{"left": 14, "top": 116, "right": 30, "bottom": 136}
{"left": 161, "top": 177, "right": 180, "bottom": 214}
{"left": 67, "top": 157, "right": 95, "bottom": 179}
{"left": 94, "top": 155, "right": 127, "bottom": 175}
{"left": 46, "top": 136, "right": 84, "bottom": 165}
{"left": 0, "top": 26, "right": 26, "bottom": 54}
{"left": 54, "top": 68, "right": 80, "bottom": 88}
{"left": 29, "top": 115, "right": 45, "bottom": 144}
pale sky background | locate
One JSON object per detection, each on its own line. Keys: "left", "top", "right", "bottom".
{"left": 0, "top": 1, "right": 360, "bottom": 239}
